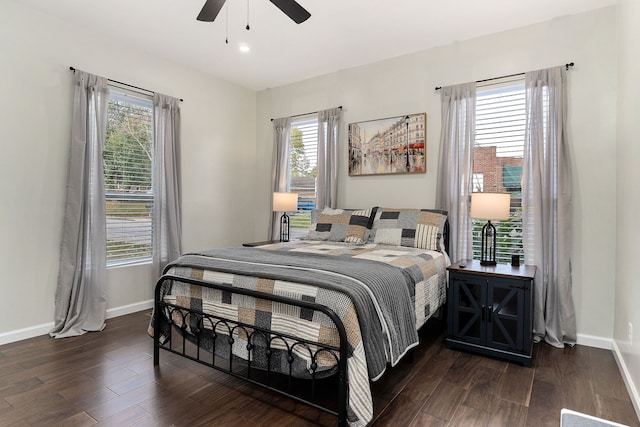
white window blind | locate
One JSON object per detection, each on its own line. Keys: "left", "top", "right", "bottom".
{"left": 104, "top": 89, "right": 154, "bottom": 264}
{"left": 289, "top": 117, "right": 318, "bottom": 239}
{"left": 473, "top": 78, "right": 525, "bottom": 263}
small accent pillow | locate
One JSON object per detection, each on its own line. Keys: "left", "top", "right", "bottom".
{"left": 370, "top": 208, "right": 447, "bottom": 251}
{"left": 307, "top": 207, "right": 378, "bottom": 244}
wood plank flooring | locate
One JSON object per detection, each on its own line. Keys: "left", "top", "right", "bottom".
{"left": 0, "top": 311, "right": 638, "bottom": 426}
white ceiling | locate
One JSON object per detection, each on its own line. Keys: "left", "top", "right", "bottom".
{"left": 21, "top": 0, "right": 616, "bottom": 91}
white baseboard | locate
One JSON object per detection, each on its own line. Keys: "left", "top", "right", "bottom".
{"left": 0, "top": 322, "right": 55, "bottom": 346}
{"left": 576, "top": 333, "right": 613, "bottom": 350}
{"left": 106, "top": 299, "right": 153, "bottom": 319}
{"left": 612, "top": 341, "right": 640, "bottom": 421}
{"left": 0, "top": 299, "right": 154, "bottom": 346}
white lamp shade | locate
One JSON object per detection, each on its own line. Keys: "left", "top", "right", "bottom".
{"left": 273, "top": 192, "right": 298, "bottom": 212}
{"left": 470, "top": 192, "right": 511, "bottom": 220}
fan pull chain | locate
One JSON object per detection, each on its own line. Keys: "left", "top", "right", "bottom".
{"left": 225, "top": 2, "right": 229, "bottom": 43}
{"left": 246, "top": 0, "right": 250, "bottom": 30}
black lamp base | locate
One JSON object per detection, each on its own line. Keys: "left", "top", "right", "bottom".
{"left": 279, "top": 213, "right": 290, "bottom": 242}
{"left": 480, "top": 220, "right": 497, "bottom": 266}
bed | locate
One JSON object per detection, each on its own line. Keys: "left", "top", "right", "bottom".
{"left": 150, "top": 207, "right": 450, "bottom": 426}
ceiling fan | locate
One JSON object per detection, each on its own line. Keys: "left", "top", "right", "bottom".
{"left": 197, "top": 0, "right": 311, "bottom": 24}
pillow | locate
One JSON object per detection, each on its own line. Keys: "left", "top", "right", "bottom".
{"left": 369, "top": 208, "right": 447, "bottom": 251}
{"left": 306, "top": 207, "right": 378, "bottom": 244}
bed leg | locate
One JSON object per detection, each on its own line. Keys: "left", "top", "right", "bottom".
{"left": 153, "top": 314, "right": 160, "bottom": 366}
{"left": 338, "top": 373, "right": 348, "bottom": 427}
{"left": 153, "top": 338, "right": 159, "bottom": 366}
{"left": 439, "top": 304, "right": 448, "bottom": 322}
{"left": 337, "top": 327, "right": 349, "bottom": 427}
{"left": 405, "top": 348, "right": 414, "bottom": 364}
{"left": 153, "top": 278, "right": 162, "bottom": 366}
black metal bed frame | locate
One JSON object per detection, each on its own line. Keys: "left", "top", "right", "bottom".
{"left": 153, "top": 274, "right": 351, "bottom": 426}
{"left": 152, "top": 216, "right": 449, "bottom": 426}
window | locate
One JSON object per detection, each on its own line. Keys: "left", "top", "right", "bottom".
{"left": 288, "top": 117, "right": 318, "bottom": 239}
{"left": 472, "top": 79, "right": 525, "bottom": 263}
{"left": 104, "top": 89, "right": 154, "bottom": 264}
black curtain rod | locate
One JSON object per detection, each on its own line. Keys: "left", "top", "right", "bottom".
{"left": 270, "top": 105, "right": 342, "bottom": 122}
{"left": 69, "top": 67, "right": 183, "bottom": 102}
{"left": 434, "top": 62, "right": 575, "bottom": 91}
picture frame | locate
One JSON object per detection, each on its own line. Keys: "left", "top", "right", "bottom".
{"left": 348, "top": 113, "right": 426, "bottom": 176}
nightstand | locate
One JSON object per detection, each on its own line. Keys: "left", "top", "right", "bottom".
{"left": 242, "top": 240, "right": 280, "bottom": 247}
{"left": 446, "top": 260, "right": 536, "bottom": 367}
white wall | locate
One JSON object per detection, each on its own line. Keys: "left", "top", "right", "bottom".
{"left": 615, "top": 0, "right": 640, "bottom": 415}
{"left": 0, "top": 1, "right": 257, "bottom": 337}
{"left": 256, "top": 7, "right": 618, "bottom": 342}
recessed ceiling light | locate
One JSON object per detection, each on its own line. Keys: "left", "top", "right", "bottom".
{"left": 239, "top": 44, "right": 250, "bottom": 53}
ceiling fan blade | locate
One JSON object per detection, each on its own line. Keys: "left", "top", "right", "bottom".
{"left": 197, "top": 0, "right": 227, "bottom": 22}
{"left": 269, "top": 0, "right": 311, "bottom": 24}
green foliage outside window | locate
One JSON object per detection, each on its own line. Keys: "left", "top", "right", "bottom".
{"left": 104, "top": 99, "right": 153, "bottom": 191}
{"left": 290, "top": 127, "right": 316, "bottom": 178}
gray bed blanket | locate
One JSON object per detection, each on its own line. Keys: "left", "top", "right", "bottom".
{"left": 165, "top": 247, "right": 419, "bottom": 379}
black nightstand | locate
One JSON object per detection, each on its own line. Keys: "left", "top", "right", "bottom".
{"left": 446, "top": 260, "right": 536, "bottom": 367}
{"left": 242, "top": 240, "right": 280, "bottom": 247}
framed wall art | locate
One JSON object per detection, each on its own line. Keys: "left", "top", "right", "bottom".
{"left": 348, "top": 113, "right": 426, "bottom": 176}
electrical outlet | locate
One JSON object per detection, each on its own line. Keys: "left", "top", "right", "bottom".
{"left": 629, "top": 322, "right": 634, "bottom": 345}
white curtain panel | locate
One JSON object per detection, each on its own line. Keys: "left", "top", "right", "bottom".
{"left": 435, "top": 82, "right": 477, "bottom": 263}
{"left": 317, "top": 107, "right": 341, "bottom": 209}
{"left": 152, "top": 93, "right": 182, "bottom": 279}
{"left": 270, "top": 117, "right": 292, "bottom": 240}
{"left": 522, "top": 66, "right": 576, "bottom": 347}
{"left": 51, "top": 70, "right": 109, "bottom": 338}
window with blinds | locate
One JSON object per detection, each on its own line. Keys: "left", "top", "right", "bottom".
{"left": 104, "top": 89, "right": 154, "bottom": 264}
{"left": 289, "top": 117, "right": 318, "bottom": 239}
{"left": 472, "top": 78, "right": 525, "bottom": 263}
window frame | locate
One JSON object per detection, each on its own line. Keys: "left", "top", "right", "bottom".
{"left": 104, "top": 87, "right": 155, "bottom": 267}
{"left": 288, "top": 115, "right": 319, "bottom": 239}
{"left": 472, "top": 78, "right": 526, "bottom": 263}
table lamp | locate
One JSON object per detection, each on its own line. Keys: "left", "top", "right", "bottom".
{"left": 470, "top": 192, "right": 511, "bottom": 266}
{"left": 273, "top": 192, "right": 298, "bottom": 242}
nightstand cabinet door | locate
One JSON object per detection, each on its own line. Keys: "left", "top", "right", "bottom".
{"left": 486, "top": 277, "right": 526, "bottom": 353}
{"left": 448, "top": 275, "right": 486, "bottom": 346}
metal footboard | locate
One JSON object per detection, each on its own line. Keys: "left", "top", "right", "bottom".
{"left": 153, "top": 274, "right": 350, "bottom": 426}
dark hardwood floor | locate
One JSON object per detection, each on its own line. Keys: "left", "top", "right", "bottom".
{"left": 0, "top": 311, "right": 638, "bottom": 426}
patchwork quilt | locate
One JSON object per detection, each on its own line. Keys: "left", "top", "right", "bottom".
{"left": 150, "top": 241, "right": 448, "bottom": 426}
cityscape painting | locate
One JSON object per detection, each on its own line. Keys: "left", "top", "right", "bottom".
{"left": 348, "top": 113, "right": 426, "bottom": 176}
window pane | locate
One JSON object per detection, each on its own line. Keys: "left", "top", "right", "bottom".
{"left": 105, "top": 91, "right": 154, "bottom": 264}
{"left": 473, "top": 82, "right": 525, "bottom": 263}
{"left": 289, "top": 118, "right": 318, "bottom": 239}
